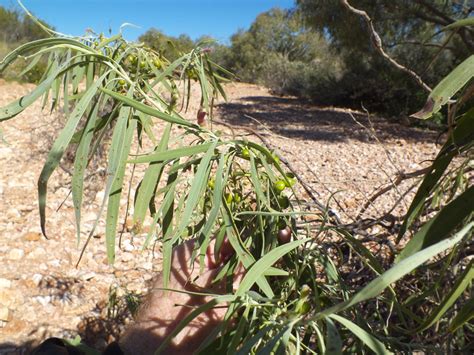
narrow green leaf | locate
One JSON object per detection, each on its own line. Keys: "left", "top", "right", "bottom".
{"left": 227, "top": 305, "right": 250, "bottom": 354}
{"left": 101, "top": 88, "right": 197, "bottom": 128}
{"left": 160, "top": 161, "right": 180, "bottom": 291}
{"left": 173, "top": 141, "right": 217, "bottom": 242}
{"left": 72, "top": 100, "right": 101, "bottom": 243}
{"left": 443, "top": 17, "right": 474, "bottom": 31}
{"left": 330, "top": 314, "right": 392, "bottom": 354}
{"left": 236, "top": 325, "right": 275, "bottom": 355}
{"left": 412, "top": 55, "right": 474, "bottom": 119}
{"left": 162, "top": 141, "right": 217, "bottom": 288}
{"left": 449, "top": 297, "right": 474, "bottom": 332}
{"left": 258, "top": 325, "right": 292, "bottom": 355}
{"left": 129, "top": 142, "right": 214, "bottom": 164}
{"left": 72, "top": 57, "right": 86, "bottom": 93}
{"left": 198, "top": 58, "right": 210, "bottom": 112}
{"left": 222, "top": 206, "right": 275, "bottom": 298}
{"left": 133, "top": 123, "right": 171, "bottom": 225}
{"left": 236, "top": 239, "right": 308, "bottom": 296}
{"left": 38, "top": 71, "right": 109, "bottom": 236}
{"left": 199, "top": 153, "right": 226, "bottom": 268}
{"left": 264, "top": 267, "right": 289, "bottom": 277}
{"left": 417, "top": 261, "right": 473, "bottom": 331}
{"left": 105, "top": 117, "right": 137, "bottom": 263}
{"left": 249, "top": 154, "right": 269, "bottom": 208}
{"left": 324, "top": 317, "right": 342, "bottom": 355}
{"left": 398, "top": 186, "right": 474, "bottom": 260}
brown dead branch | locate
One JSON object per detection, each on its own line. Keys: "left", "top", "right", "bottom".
{"left": 357, "top": 167, "right": 430, "bottom": 218}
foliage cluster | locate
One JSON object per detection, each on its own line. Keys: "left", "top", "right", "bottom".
{"left": 219, "top": 8, "right": 344, "bottom": 101}
{"left": 137, "top": 9, "right": 347, "bottom": 107}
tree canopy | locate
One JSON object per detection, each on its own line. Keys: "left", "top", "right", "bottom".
{"left": 294, "top": 0, "right": 474, "bottom": 114}
{"left": 297, "top": 0, "right": 473, "bottom": 56}
{"left": 223, "top": 8, "right": 331, "bottom": 82}
{"left": 138, "top": 28, "right": 196, "bottom": 61}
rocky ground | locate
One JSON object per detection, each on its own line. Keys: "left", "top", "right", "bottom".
{"left": 0, "top": 79, "right": 439, "bottom": 353}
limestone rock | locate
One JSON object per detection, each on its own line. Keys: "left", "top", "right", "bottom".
{"left": 32, "top": 274, "right": 43, "bottom": 287}
{"left": 0, "top": 278, "right": 11, "bottom": 289}
{"left": 7, "top": 248, "right": 24, "bottom": 261}
{"left": 0, "top": 306, "right": 11, "bottom": 322}
{"left": 0, "top": 288, "right": 24, "bottom": 307}
{"left": 6, "top": 208, "right": 21, "bottom": 219}
{"left": 26, "top": 247, "right": 46, "bottom": 260}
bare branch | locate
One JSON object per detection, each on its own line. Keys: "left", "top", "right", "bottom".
{"left": 341, "top": 0, "right": 432, "bottom": 93}
{"left": 357, "top": 167, "right": 430, "bottom": 218}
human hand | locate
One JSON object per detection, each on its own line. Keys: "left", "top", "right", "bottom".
{"left": 119, "top": 238, "right": 240, "bottom": 355}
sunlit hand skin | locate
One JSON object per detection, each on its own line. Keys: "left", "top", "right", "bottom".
{"left": 119, "top": 238, "right": 240, "bottom": 355}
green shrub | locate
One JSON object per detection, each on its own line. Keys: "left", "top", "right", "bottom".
{"left": 0, "top": 4, "right": 51, "bottom": 82}
{"left": 259, "top": 52, "right": 345, "bottom": 103}
{"left": 138, "top": 28, "right": 195, "bottom": 62}
{"left": 0, "top": 40, "right": 47, "bottom": 82}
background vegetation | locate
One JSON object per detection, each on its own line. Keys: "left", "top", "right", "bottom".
{"left": 2, "top": 0, "right": 471, "bottom": 117}
{"left": 135, "top": 1, "right": 474, "bottom": 117}
{"left": 296, "top": 0, "right": 473, "bottom": 114}
{"left": 0, "top": 5, "right": 50, "bottom": 82}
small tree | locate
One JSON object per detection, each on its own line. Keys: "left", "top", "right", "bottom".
{"left": 138, "top": 28, "right": 195, "bottom": 62}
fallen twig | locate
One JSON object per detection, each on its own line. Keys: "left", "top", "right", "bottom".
{"left": 357, "top": 167, "right": 430, "bottom": 218}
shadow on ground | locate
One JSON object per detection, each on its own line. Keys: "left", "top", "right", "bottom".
{"left": 0, "top": 341, "right": 36, "bottom": 355}
{"left": 0, "top": 289, "right": 139, "bottom": 354}
{"left": 217, "top": 95, "right": 438, "bottom": 143}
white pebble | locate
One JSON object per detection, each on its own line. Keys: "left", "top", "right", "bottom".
{"left": 35, "top": 295, "right": 51, "bottom": 306}
{"left": 7, "top": 248, "right": 24, "bottom": 260}
{"left": 32, "top": 274, "right": 43, "bottom": 286}
{"left": 0, "top": 278, "right": 11, "bottom": 289}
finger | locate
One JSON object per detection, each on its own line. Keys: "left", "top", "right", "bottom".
{"left": 205, "top": 236, "right": 235, "bottom": 269}
{"left": 219, "top": 236, "right": 235, "bottom": 264}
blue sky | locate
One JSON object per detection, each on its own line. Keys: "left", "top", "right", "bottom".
{"left": 0, "top": 0, "right": 295, "bottom": 43}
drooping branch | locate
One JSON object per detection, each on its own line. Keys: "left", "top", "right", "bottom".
{"left": 341, "top": 0, "right": 432, "bottom": 93}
